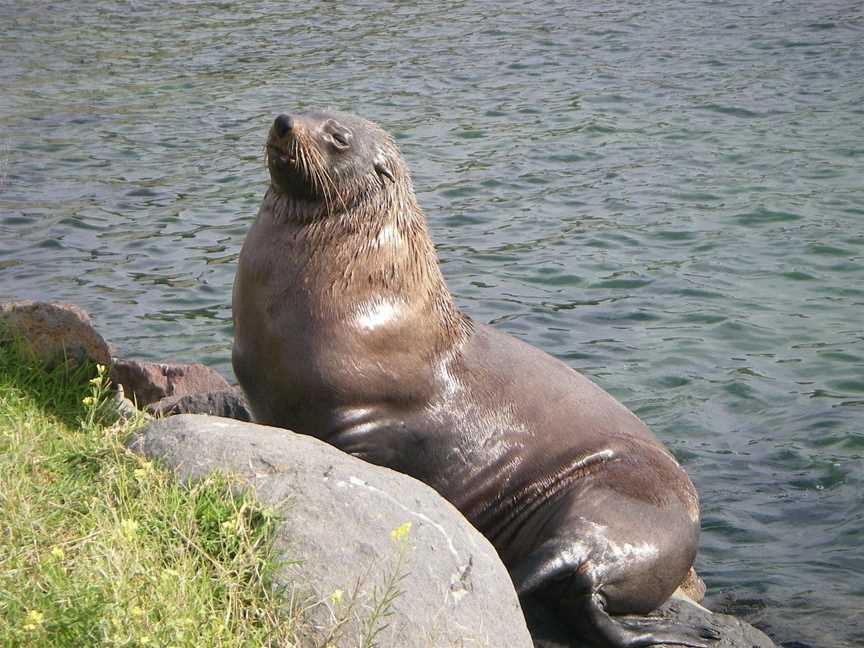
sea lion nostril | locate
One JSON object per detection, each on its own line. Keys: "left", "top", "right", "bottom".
{"left": 274, "top": 114, "right": 294, "bottom": 137}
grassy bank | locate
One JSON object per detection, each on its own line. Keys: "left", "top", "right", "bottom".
{"left": 0, "top": 346, "right": 298, "bottom": 647}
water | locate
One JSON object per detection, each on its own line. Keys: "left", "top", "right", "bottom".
{"left": 1, "top": 1, "right": 862, "bottom": 645}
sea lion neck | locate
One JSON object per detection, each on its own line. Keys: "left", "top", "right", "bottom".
{"left": 263, "top": 186, "right": 472, "bottom": 351}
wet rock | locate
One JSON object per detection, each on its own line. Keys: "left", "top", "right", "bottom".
{"left": 110, "top": 359, "right": 231, "bottom": 407}
{"left": 0, "top": 300, "right": 111, "bottom": 367}
{"left": 129, "top": 415, "right": 534, "bottom": 648}
{"left": 147, "top": 388, "right": 251, "bottom": 421}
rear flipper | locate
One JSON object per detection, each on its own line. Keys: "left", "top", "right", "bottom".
{"left": 580, "top": 592, "right": 721, "bottom": 648}
{"left": 512, "top": 544, "right": 721, "bottom": 648}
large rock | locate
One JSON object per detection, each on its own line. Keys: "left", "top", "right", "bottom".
{"left": 129, "top": 415, "right": 534, "bottom": 648}
{"left": 111, "top": 359, "right": 232, "bottom": 407}
{"left": 0, "top": 300, "right": 111, "bottom": 367}
{"left": 147, "top": 388, "right": 251, "bottom": 421}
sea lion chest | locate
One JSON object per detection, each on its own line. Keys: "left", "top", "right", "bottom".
{"left": 232, "top": 206, "right": 442, "bottom": 447}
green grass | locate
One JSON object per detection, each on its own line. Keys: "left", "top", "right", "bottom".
{"left": 0, "top": 345, "right": 300, "bottom": 647}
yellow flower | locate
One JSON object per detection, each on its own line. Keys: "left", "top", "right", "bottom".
{"left": 96, "top": 363, "right": 107, "bottom": 375}
{"left": 161, "top": 568, "right": 179, "bottom": 580}
{"left": 120, "top": 518, "right": 139, "bottom": 539}
{"left": 82, "top": 396, "right": 95, "bottom": 406}
{"left": 330, "top": 589, "right": 343, "bottom": 605}
{"left": 133, "top": 460, "right": 154, "bottom": 481}
{"left": 22, "top": 609, "right": 44, "bottom": 631}
{"left": 390, "top": 521, "right": 412, "bottom": 542}
{"left": 140, "top": 636, "right": 151, "bottom": 645}
{"left": 131, "top": 606, "right": 143, "bottom": 617}
{"left": 50, "top": 546, "right": 65, "bottom": 560}
{"left": 89, "top": 375, "right": 102, "bottom": 386}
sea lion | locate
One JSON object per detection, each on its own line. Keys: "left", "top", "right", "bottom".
{"left": 232, "top": 110, "right": 718, "bottom": 648}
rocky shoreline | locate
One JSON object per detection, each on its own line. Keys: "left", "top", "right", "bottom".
{"left": 1, "top": 299, "right": 778, "bottom": 648}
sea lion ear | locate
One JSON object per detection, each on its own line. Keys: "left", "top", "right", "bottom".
{"left": 373, "top": 151, "right": 395, "bottom": 184}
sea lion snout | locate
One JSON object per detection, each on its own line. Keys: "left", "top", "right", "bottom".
{"left": 273, "top": 114, "right": 294, "bottom": 137}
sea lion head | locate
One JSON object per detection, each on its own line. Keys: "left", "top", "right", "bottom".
{"left": 265, "top": 110, "right": 404, "bottom": 216}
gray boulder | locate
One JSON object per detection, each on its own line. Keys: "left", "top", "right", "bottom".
{"left": 110, "top": 359, "right": 232, "bottom": 407}
{"left": 129, "top": 415, "right": 534, "bottom": 648}
{"left": 0, "top": 300, "right": 111, "bottom": 367}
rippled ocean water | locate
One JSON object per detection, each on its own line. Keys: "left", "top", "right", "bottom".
{"left": 1, "top": 1, "right": 862, "bottom": 645}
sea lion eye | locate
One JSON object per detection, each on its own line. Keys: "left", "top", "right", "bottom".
{"left": 323, "top": 119, "right": 352, "bottom": 150}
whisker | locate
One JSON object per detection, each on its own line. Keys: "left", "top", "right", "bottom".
{"left": 308, "top": 146, "right": 335, "bottom": 216}
{"left": 315, "top": 152, "right": 348, "bottom": 216}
